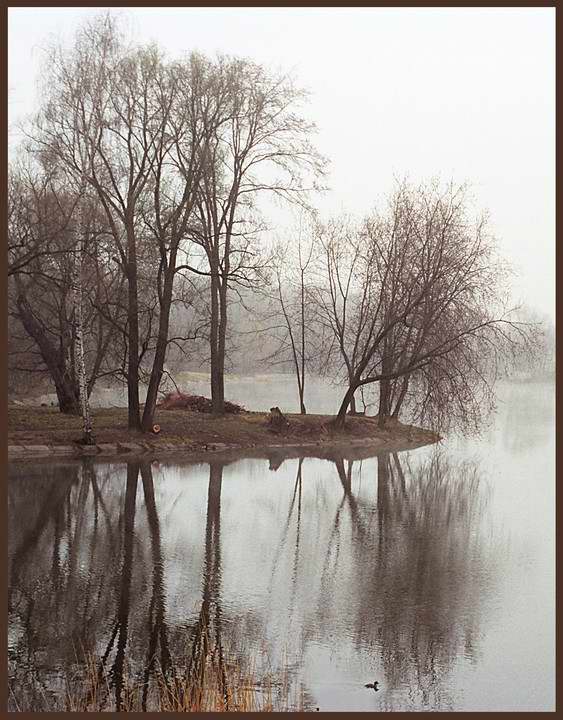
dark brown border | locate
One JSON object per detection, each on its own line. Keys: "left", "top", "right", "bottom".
{"left": 4, "top": 3, "right": 557, "bottom": 718}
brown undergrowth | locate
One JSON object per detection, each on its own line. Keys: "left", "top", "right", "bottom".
{"left": 8, "top": 405, "right": 438, "bottom": 453}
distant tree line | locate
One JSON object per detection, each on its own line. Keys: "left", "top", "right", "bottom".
{"left": 8, "top": 12, "right": 542, "bottom": 439}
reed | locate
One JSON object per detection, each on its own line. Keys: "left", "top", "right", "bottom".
{"left": 60, "top": 648, "right": 305, "bottom": 713}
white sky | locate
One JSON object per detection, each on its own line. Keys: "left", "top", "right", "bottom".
{"left": 8, "top": 6, "right": 555, "bottom": 320}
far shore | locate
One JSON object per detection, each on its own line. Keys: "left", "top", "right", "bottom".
{"left": 8, "top": 406, "right": 440, "bottom": 462}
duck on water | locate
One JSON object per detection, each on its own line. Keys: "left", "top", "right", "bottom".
{"left": 365, "top": 680, "right": 380, "bottom": 691}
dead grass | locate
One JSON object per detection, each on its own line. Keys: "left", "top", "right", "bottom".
{"left": 59, "top": 651, "right": 304, "bottom": 713}
{"left": 8, "top": 405, "right": 438, "bottom": 454}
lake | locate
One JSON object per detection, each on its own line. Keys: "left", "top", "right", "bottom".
{"left": 8, "top": 378, "right": 555, "bottom": 711}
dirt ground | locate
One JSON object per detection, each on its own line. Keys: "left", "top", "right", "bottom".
{"left": 8, "top": 405, "right": 439, "bottom": 453}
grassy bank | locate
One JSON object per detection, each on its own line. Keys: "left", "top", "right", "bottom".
{"left": 8, "top": 405, "right": 439, "bottom": 458}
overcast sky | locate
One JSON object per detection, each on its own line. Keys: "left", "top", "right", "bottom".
{"left": 8, "top": 7, "right": 555, "bottom": 320}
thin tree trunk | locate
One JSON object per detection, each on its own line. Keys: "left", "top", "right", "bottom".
{"left": 141, "top": 255, "right": 177, "bottom": 432}
{"left": 71, "top": 201, "right": 95, "bottom": 444}
{"left": 378, "top": 378, "right": 391, "bottom": 428}
{"left": 126, "top": 222, "right": 141, "bottom": 430}
{"left": 210, "top": 272, "right": 226, "bottom": 416}
{"left": 299, "top": 267, "right": 307, "bottom": 414}
{"left": 346, "top": 367, "right": 357, "bottom": 414}
{"left": 209, "top": 269, "right": 224, "bottom": 416}
{"left": 378, "top": 342, "right": 392, "bottom": 428}
{"left": 391, "top": 377, "right": 409, "bottom": 419}
{"left": 217, "top": 280, "right": 228, "bottom": 412}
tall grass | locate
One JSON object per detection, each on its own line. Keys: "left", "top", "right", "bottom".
{"left": 59, "top": 649, "right": 305, "bottom": 712}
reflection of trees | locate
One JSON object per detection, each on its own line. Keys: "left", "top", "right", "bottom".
{"left": 331, "top": 451, "right": 488, "bottom": 710}
{"left": 182, "top": 460, "right": 229, "bottom": 709}
{"left": 263, "top": 450, "right": 488, "bottom": 710}
{"left": 9, "top": 457, "right": 248, "bottom": 711}
{"left": 269, "top": 458, "right": 303, "bottom": 611}
{"left": 9, "top": 449, "right": 491, "bottom": 712}
{"left": 84, "top": 461, "right": 172, "bottom": 711}
{"left": 8, "top": 460, "right": 172, "bottom": 711}
{"left": 140, "top": 463, "right": 172, "bottom": 709}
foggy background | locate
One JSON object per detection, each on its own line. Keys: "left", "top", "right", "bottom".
{"left": 8, "top": 6, "right": 555, "bottom": 321}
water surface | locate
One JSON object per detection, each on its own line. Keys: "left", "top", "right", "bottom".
{"left": 8, "top": 380, "right": 554, "bottom": 711}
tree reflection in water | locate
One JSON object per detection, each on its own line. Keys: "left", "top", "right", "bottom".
{"left": 8, "top": 448, "right": 491, "bottom": 711}
{"left": 343, "top": 452, "right": 488, "bottom": 711}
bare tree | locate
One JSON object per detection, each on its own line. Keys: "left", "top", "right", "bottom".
{"left": 8, "top": 162, "right": 122, "bottom": 413}
{"left": 261, "top": 216, "right": 319, "bottom": 413}
{"left": 315, "top": 181, "right": 534, "bottom": 430}
{"left": 188, "top": 57, "right": 326, "bottom": 415}
{"left": 29, "top": 15, "right": 172, "bottom": 428}
{"left": 312, "top": 214, "right": 370, "bottom": 415}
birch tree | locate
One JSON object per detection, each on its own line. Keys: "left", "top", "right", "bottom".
{"left": 8, "top": 161, "right": 122, "bottom": 413}
{"left": 71, "top": 183, "right": 95, "bottom": 444}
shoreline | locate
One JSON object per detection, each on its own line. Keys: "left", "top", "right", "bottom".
{"left": 8, "top": 406, "right": 440, "bottom": 463}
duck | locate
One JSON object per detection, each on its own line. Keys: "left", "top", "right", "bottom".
{"left": 364, "top": 680, "right": 379, "bottom": 691}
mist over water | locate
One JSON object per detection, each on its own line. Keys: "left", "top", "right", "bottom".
{"left": 8, "top": 379, "right": 554, "bottom": 712}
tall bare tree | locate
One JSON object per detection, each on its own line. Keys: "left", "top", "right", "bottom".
{"left": 262, "top": 217, "right": 319, "bottom": 414}
{"left": 189, "top": 57, "right": 326, "bottom": 415}
{"left": 30, "top": 15, "right": 173, "bottom": 428}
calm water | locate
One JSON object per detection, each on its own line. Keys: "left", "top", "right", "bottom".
{"left": 8, "top": 380, "right": 554, "bottom": 711}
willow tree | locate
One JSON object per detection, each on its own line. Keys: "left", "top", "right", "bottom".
{"left": 316, "top": 180, "right": 532, "bottom": 430}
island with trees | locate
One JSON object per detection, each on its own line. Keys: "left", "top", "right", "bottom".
{"left": 8, "top": 13, "right": 543, "bottom": 460}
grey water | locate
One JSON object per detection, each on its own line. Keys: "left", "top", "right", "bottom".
{"left": 8, "top": 379, "right": 555, "bottom": 712}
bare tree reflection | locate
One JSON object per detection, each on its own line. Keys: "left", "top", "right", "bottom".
{"left": 139, "top": 462, "right": 172, "bottom": 710}
{"left": 183, "top": 460, "right": 229, "bottom": 709}
{"left": 331, "top": 451, "right": 489, "bottom": 710}
{"left": 109, "top": 461, "right": 139, "bottom": 711}
{"left": 9, "top": 449, "right": 491, "bottom": 712}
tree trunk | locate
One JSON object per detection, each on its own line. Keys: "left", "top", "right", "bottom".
{"left": 210, "top": 271, "right": 226, "bottom": 416}
{"left": 126, "top": 223, "right": 141, "bottom": 430}
{"left": 297, "top": 372, "right": 306, "bottom": 415}
{"left": 54, "top": 382, "right": 81, "bottom": 415}
{"left": 209, "top": 269, "right": 219, "bottom": 416}
{"left": 378, "top": 378, "right": 391, "bottom": 428}
{"left": 299, "top": 267, "right": 307, "bottom": 415}
{"left": 15, "top": 291, "right": 80, "bottom": 414}
{"left": 141, "top": 255, "right": 176, "bottom": 432}
{"left": 217, "top": 280, "right": 228, "bottom": 413}
{"left": 378, "top": 342, "right": 392, "bottom": 428}
{"left": 346, "top": 368, "right": 357, "bottom": 414}
{"left": 71, "top": 209, "right": 95, "bottom": 444}
{"left": 333, "top": 382, "right": 360, "bottom": 429}
{"left": 391, "top": 377, "right": 409, "bottom": 420}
